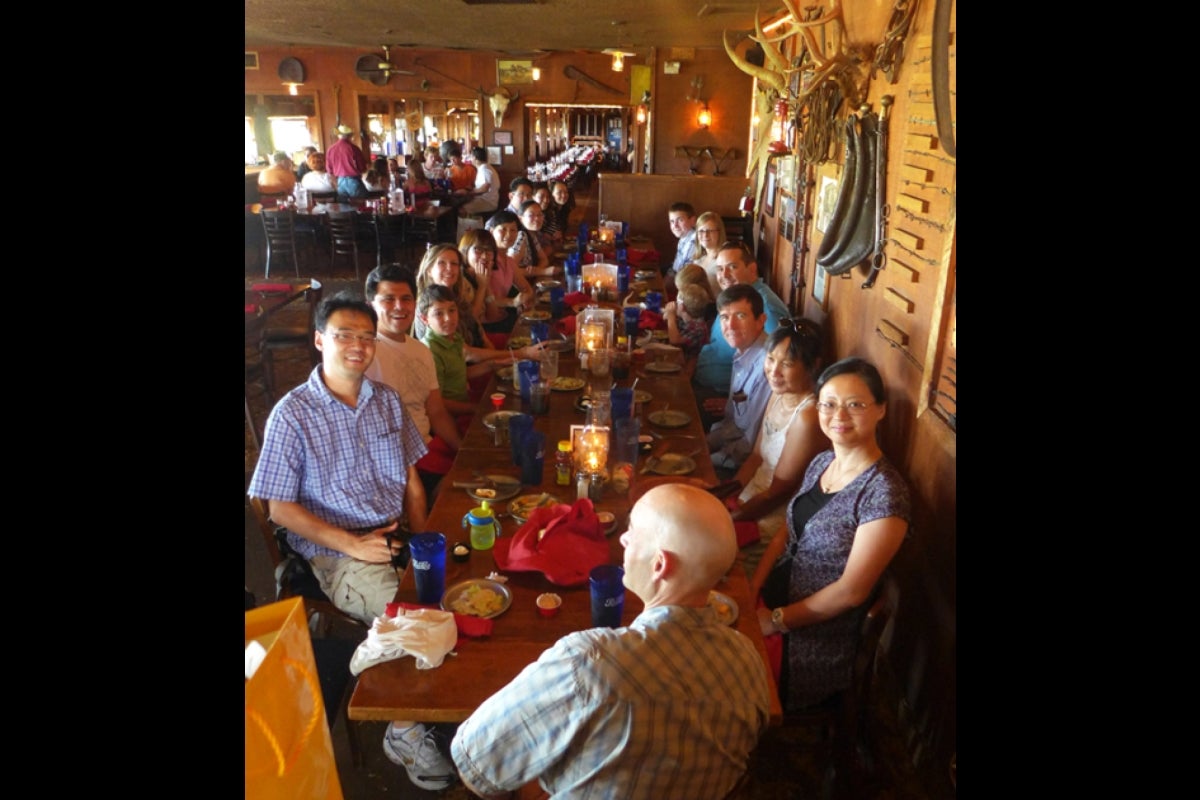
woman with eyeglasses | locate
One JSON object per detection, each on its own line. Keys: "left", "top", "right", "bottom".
{"left": 727, "top": 320, "right": 829, "bottom": 578}
{"left": 751, "top": 356, "right": 911, "bottom": 713}
{"left": 690, "top": 211, "right": 727, "bottom": 299}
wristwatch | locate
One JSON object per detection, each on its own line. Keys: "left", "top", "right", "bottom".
{"left": 770, "top": 607, "right": 789, "bottom": 633}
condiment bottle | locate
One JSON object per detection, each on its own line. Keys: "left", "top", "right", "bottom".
{"left": 555, "top": 440, "right": 573, "bottom": 486}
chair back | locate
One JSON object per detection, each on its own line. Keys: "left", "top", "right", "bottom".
{"left": 260, "top": 208, "right": 300, "bottom": 279}
{"left": 374, "top": 212, "right": 407, "bottom": 268}
{"left": 327, "top": 211, "right": 361, "bottom": 280}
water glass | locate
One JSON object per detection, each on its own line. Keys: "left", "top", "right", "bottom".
{"left": 530, "top": 380, "right": 551, "bottom": 415}
{"left": 590, "top": 347, "right": 612, "bottom": 379}
{"left": 517, "top": 359, "right": 540, "bottom": 401}
{"left": 549, "top": 286, "right": 566, "bottom": 317}
{"left": 509, "top": 413, "right": 534, "bottom": 465}
{"left": 540, "top": 349, "right": 560, "bottom": 383}
{"left": 617, "top": 264, "right": 630, "bottom": 294}
{"left": 530, "top": 321, "right": 550, "bottom": 344}
{"left": 611, "top": 387, "right": 633, "bottom": 421}
{"left": 589, "top": 565, "right": 626, "bottom": 628}
{"left": 623, "top": 306, "right": 641, "bottom": 338}
{"left": 644, "top": 291, "right": 663, "bottom": 314}
{"left": 520, "top": 431, "right": 546, "bottom": 484}
{"left": 409, "top": 532, "right": 447, "bottom": 605}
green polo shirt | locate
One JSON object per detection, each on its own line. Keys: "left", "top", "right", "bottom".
{"left": 422, "top": 329, "right": 469, "bottom": 402}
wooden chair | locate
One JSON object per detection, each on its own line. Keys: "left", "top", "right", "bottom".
{"left": 374, "top": 211, "right": 408, "bottom": 268}
{"left": 260, "top": 208, "right": 301, "bottom": 279}
{"left": 260, "top": 280, "right": 323, "bottom": 396}
{"left": 245, "top": 309, "right": 272, "bottom": 450}
{"left": 247, "top": 496, "right": 367, "bottom": 767}
{"left": 327, "top": 211, "right": 362, "bottom": 280}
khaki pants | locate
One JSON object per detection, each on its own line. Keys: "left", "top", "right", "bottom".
{"left": 309, "top": 555, "right": 400, "bottom": 625}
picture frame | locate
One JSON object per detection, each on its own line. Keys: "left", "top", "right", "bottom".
{"left": 493, "top": 130, "right": 513, "bottom": 147}
{"left": 497, "top": 59, "right": 534, "bottom": 86}
{"left": 487, "top": 146, "right": 502, "bottom": 165}
{"left": 812, "top": 263, "right": 829, "bottom": 307}
{"left": 763, "top": 160, "right": 777, "bottom": 217}
{"left": 815, "top": 175, "right": 839, "bottom": 234}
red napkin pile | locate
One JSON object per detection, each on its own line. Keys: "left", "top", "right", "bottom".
{"left": 639, "top": 309, "right": 664, "bottom": 330}
{"left": 245, "top": 303, "right": 258, "bottom": 314}
{"left": 386, "top": 601, "right": 495, "bottom": 638}
{"left": 555, "top": 316, "right": 576, "bottom": 336}
{"left": 563, "top": 291, "right": 590, "bottom": 306}
{"left": 626, "top": 247, "right": 661, "bottom": 265}
{"left": 493, "top": 498, "right": 608, "bottom": 586}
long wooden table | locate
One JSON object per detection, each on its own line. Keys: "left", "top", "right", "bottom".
{"left": 348, "top": 298, "right": 783, "bottom": 726}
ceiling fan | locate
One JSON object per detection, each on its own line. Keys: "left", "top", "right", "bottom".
{"left": 354, "top": 45, "right": 416, "bottom": 86}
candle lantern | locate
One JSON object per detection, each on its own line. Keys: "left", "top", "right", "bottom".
{"left": 576, "top": 307, "right": 615, "bottom": 366}
{"left": 575, "top": 424, "right": 610, "bottom": 475}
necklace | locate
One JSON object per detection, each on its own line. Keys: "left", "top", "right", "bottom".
{"left": 820, "top": 452, "right": 879, "bottom": 494}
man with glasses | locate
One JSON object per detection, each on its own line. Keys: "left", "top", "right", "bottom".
{"left": 703, "top": 284, "right": 772, "bottom": 477}
{"left": 665, "top": 202, "right": 697, "bottom": 284}
{"left": 248, "top": 291, "right": 428, "bottom": 626}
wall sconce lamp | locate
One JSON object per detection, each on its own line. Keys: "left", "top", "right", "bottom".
{"left": 603, "top": 49, "right": 635, "bottom": 72}
{"left": 769, "top": 98, "right": 789, "bottom": 152}
{"left": 286, "top": 83, "right": 301, "bottom": 96}
{"left": 532, "top": 66, "right": 541, "bottom": 81}
{"left": 697, "top": 103, "right": 712, "bottom": 129}
{"left": 636, "top": 105, "right": 647, "bottom": 124}
{"left": 636, "top": 90, "right": 650, "bottom": 125}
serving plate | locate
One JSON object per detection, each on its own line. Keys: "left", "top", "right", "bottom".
{"left": 482, "top": 410, "right": 520, "bottom": 431}
{"left": 507, "top": 335, "right": 532, "bottom": 348}
{"left": 596, "top": 511, "right": 618, "bottom": 536}
{"left": 633, "top": 390, "right": 653, "bottom": 404}
{"left": 496, "top": 365, "right": 514, "bottom": 382}
{"left": 645, "top": 360, "right": 682, "bottom": 373}
{"left": 550, "top": 376, "right": 586, "bottom": 392}
{"left": 465, "top": 475, "right": 522, "bottom": 503}
{"left": 647, "top": 453, "right": 696, "bottom": 476}
{"left": 522, "top": 310, "right": 551, "bottom": 322}
{"left": 634, "top": 269, "right": 658, "bottom": 281}
{"left": 442, "top": 579, "right": 512, "bottom": 619}
{"left": 647, "top": 409, "right": 691, "bottom": 428}
{"left": 508, "top": 493, "right": 561, "bottom": 523}
{"left": 536, "top": 279, "right": 563, "bottom": 293}
{"left": 708, "top": 590, "right": 739, "bottom": 626}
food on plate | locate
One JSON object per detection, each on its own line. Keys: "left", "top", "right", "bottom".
{"left": 475, "top": 488, "right": 497, "bottom": 499}
{"left": 710, "top": 597, "right": 734, "bottom": 624}
{"left": 449, "top": 583, "right": 505, "bottom": 616}
{"left": 550, "top": 376, "right": 586, "bottom": 391}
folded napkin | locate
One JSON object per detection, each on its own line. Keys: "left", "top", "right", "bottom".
{"left": 563, "top": 291, "right": 590, "bottom": 306}
{"left": 387, "top": 601, "right": 494, "bottom": 638}
{"left": 348, "top": 607, "right": 458, "bottom": 674}
{"left": 245, "top": 303, "right": 258, "bottom": 314}
{"left": 493, "top": 498, "right": 608, "bottom": 586}
{"left": 250, "top": 282, "right": 292, "bottom": 294}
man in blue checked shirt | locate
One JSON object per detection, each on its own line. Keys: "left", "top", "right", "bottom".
{"left": 451, "top": 484, "right": 771, "bottom": 799}
{"left": 248, "top": 292, "right": 428, "bottom": 626}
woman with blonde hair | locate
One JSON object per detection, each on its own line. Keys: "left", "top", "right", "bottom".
{"left": 690, "top": 212, "right": 727, "bottom": 299}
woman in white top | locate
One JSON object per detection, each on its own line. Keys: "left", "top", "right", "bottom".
{"left": 729, "top": 319, "right": 829, "bottom": 577}
{"left": 691, "top": 212, "right": 728, "bottom": 299}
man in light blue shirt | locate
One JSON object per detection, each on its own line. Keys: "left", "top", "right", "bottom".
{"left": 666, "top": 201, "right": 697, "bottom": 282}
{"left": 690, "top": 240, "right": 789, "bottom": 411}
{"left": 451, "top": 484, "right": 771, "bottom": 799}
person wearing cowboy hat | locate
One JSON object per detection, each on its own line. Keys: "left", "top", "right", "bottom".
{"left": 326, "top": 123, "right": 368, "bottom": 202}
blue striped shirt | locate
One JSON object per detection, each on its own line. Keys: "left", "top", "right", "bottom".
{"left": 451, "top": 604, "right": 771, "bottom": 799}
{"left": 248, "top": 366, "right": 427, "bottom": 559}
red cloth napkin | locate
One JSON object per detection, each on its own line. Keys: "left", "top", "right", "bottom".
{"left": 386, "top": 601, "right": 495, "bottom": 638}
{"left": 639, "top": 309, "right": 664, "bottom": 330}
{"left": 251, "top": 282, "right": 292, "bottom": 294}
{"left": 563, "top": 291, "right": 590, "bottom": 306}
{"left": 626, "top": 248, "right": 661, "bottom": 265}
{"left": 245, "top": 303, "right": 258, "bottom": 314}
{"left": 492, "top": 498, "right": 608, "bottom": 586}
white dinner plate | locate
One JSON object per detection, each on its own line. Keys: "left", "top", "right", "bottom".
{"left": 442, "top": 579, "right": 513, "bottom": 619}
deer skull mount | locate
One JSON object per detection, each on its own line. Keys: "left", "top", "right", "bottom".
{"left": 488, "top": 87, "right": 520, "bottom": 127}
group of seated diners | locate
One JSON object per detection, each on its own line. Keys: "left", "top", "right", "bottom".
{"left": 248, "top": 194, "right": 911, "bottom": 798}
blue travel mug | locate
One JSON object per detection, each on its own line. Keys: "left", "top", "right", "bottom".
{"left": 520, "top": 431, "right": 546, "bottom": 485}
{"left": 508, "top": 413, "right": 534, "bottom": 465}
{"left": 409, "top": 532, "right": 447, "bottom": 605}
{"left": 589, "top": 565, "right": 626, "bottom": 628}
{"left": 623, "top": 306, "right": 641, "bottom": 337}
{"left": 518, "top": 360, "right": 540, "bottom": 401}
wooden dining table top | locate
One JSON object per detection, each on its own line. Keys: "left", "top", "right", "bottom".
{"left": 244, "top": 281, "right": 312, "bottom": 333}
{"left": 347, "top": 288, "right": 783, "bottom": 726}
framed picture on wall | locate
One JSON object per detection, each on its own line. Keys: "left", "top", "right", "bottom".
{"left": 815, "top": 175, "right": 839, "bottom": 234}
{"left": 493, "top": 130, "right": 513, "bottom": 146}
{"left": 763, "top": 161, "right": 777, "bottom": 217}
{"left": 497, "top": 59, "right": 534, "bottom": 86}
{"left": 812, "top": 263, "right": 829, "bottom": 307}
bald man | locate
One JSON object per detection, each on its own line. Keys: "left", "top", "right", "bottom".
{"left": 451, "top": 485, "right": 771, "bottom": 799}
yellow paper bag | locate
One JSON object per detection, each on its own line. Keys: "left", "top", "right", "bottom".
{"left": 245, "top": 598, "right": 344, "bottom": 800}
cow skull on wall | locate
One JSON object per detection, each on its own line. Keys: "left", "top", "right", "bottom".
{"left": 488, "top": 87, "right": 520, "bottom": 127}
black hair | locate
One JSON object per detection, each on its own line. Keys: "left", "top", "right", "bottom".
{"left": 766, "top": 319, "right": 823, "bottom": 371}
{"left": 815, "top": 357, "right": 887, "bottom": 405}
{"left": 417, "top": 283, "right": 458, "bottom": 316}
{"left": 315, "top": 291, "right": 377, "bottom": 331}
{"left": 715, "top": 283, "right": 764, "bottom": 317}
{"left": 365, "top": 263, "right": 417, "bottom": 299}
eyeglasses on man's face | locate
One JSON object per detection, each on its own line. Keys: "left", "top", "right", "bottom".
{"left": 323, "top": 331, "right": 377, "bottom": 346}
{"left": 816, "top": 400, "right": 873, "bottom": 415}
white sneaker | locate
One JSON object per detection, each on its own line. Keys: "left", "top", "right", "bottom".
{"left": 382, "top": 722, "right": 456, "bottom": 791}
